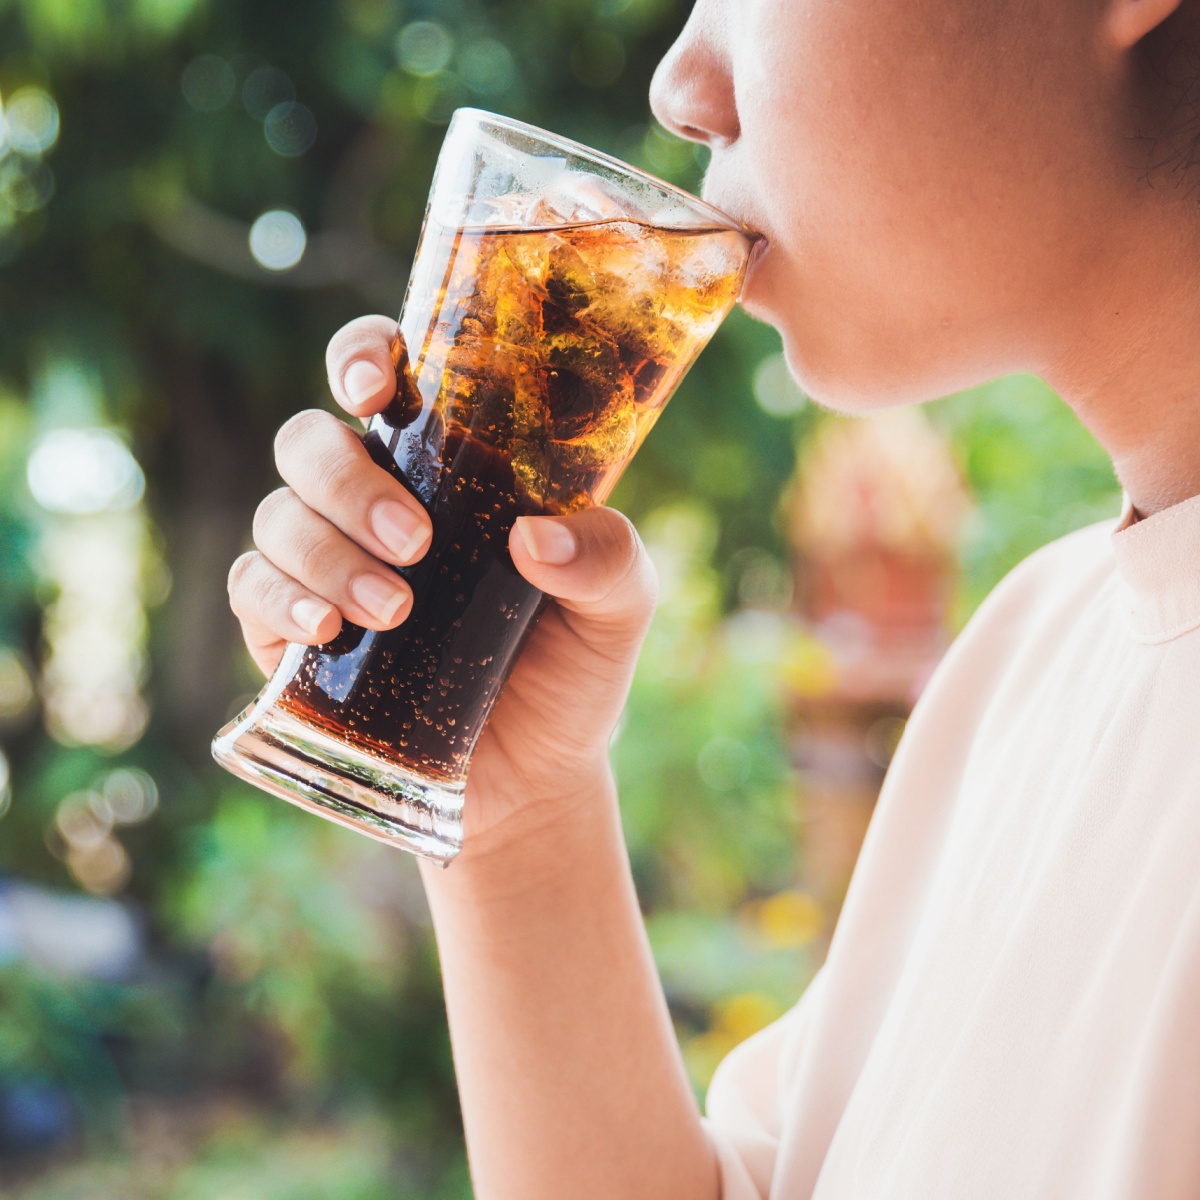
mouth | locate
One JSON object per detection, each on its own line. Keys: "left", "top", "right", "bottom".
{"left": 746, "top": 233, "right": 770, "bottom": 273}
{"left": 738, "top": 233, "right": 770, "bottom": 301}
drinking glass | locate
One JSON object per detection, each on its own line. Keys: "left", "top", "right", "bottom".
{"left": 213, "top": 108, "right": 756, "bottom": 865}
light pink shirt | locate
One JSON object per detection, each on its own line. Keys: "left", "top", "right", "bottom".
{"left": 705, "top": 495, "right": 1200, "bottom": 1198}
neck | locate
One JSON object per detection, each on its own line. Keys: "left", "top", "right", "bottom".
{"left": 1046, "top": 208, "right": 1200, "bottom": 519}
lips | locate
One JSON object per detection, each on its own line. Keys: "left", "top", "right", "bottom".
{"left": 746, "top": 233, "right": 770, "bottom": 273}
{"left": 739, "top": 233, "right": 770, "bottom": 301}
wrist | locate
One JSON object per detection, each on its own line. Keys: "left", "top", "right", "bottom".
{"left": 418, "top": 757, "right": 621, "bottom": 900}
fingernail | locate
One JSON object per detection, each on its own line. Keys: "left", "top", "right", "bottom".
{"left": 343, "top": 360, "right": 389, "bottom": 407}
{"left": 292, "top": 597, "right": 335, "bottom": 637}
{"left": 515, "top": 516, "right": 576, "bottom": 565}
{"left": 371, "top": 499, "right": 430, "bottom": 563}
{"left": 350, "top": 573, "right": 410, "bottom": 625}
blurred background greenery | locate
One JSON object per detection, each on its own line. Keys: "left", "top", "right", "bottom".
{"left": 0, "top": 0, "right": 1122, "bottom": 1194}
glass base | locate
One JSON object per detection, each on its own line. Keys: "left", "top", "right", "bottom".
{"left": 212, "top": 703, "right": 465, "bottom": 866}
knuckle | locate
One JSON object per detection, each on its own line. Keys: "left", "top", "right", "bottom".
{"left": 610, "top": 510, "right": 643, "bottom": 567}
{"left": 293, "top": 523, "right": 344, "bottom": 586}
{"left": 274, "top": 408, "right": 336, "bottom": 470}
{"left": 258, "top": 566, "right": 299, "bottom": 616}
{"left": 591, "top": 512, "right": 654, "bottom": 611}
{"left": 604, "top": 512, "right": 645, "bottom": 579}
{"left": 317, "top": 442, "right": 369, "bottom": 511}
{"left": 601, "top": 558, "right": 655, "bottom": 616}
{"left": 619, "top": 555, "right": 655, "bottom": 614}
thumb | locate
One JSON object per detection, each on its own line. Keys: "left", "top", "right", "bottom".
{"left": 509, "top": 506, "right": 659, "bottom": 649}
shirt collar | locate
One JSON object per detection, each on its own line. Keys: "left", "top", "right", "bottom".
{"left": 1111, "top": 491, "right": 1200, "bottom": 643}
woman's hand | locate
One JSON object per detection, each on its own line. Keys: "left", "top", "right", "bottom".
{"left": 228, "top": 315, "right": 658, "bottom": 859}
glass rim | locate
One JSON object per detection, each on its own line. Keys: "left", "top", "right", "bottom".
{"left": 450, "top": 107, "right": 757, "bottom": 238}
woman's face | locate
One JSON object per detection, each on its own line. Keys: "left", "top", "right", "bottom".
{"left": 651, "top": 0, "right": 1146, "bottom": 411}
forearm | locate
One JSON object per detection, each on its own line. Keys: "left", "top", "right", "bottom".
{"left": 418, "top": 765, "right": 718, "bottom": 1200}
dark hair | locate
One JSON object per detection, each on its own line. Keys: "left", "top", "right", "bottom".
{"left": 1139, "top": 16, "right": 1200, "bottom": 192}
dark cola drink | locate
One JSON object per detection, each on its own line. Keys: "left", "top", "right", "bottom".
{"left": 277, "top": 218, "right": 748, "bottom": 782}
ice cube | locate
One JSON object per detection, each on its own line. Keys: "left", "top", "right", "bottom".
{"left": 577, "top": 291, "right": 688, "bottom": 369}
{"left": 543, "top": 327, "right": 631, "bottom": 424}
{"left": 441, "top": 334, "right": 546, "bottom": 447}
{"left": 511, "top": 438, "right": 550, "bottom": 507}
{"left": 576, "top": 220, "right": 669, "bottom": 291}
{"left": 525, "top": 171, "right": 637, "bottom": 228}
{"left": 558, "top": 224, "right": 687, "bottom": 366}
{"left": 500, "top": 231, "right": 601, "bottom": 317}
{"left": 546, "top": 399, "right": 637, "bottom": 480}
{"left": 667, "top": 231, "right": 749, "bottom": 312}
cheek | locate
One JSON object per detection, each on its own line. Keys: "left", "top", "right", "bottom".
{"left": 730, "top": 1, "right": 1062, "bottom": 407}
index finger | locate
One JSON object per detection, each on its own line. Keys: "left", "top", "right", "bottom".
{"left": 326, "top": 315, "right": 402, "bottom": 420}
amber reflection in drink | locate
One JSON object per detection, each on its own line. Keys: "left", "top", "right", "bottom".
{"left": 275, "top": 216, "right": 748, "bottom": 785}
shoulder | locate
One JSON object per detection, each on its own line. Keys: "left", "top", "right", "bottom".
{"left": 958, "top": 516, "right": 1119, "bottom": 645}
{"left": 901, "top": 516, "right": 1120, "bottom": 735}
{"left": 848, "top": 516, "right": 1123, "bottom": 906}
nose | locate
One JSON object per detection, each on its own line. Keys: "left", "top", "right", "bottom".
{"left": 649, "top": 2, "right": 740, "bottom": 148}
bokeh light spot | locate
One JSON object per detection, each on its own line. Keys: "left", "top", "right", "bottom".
{"left": 396, "top": 21, "right": 454, "bottom": 77}
{"left": 27, "top": 428, "right": 146, "bottom": 515}
{"left": 1, "top": 158, "right": 55, "bottom": 213}
{"left": 181, "top": 55, "right": 236, "bottom": 111}
{"left": 570, "top": 31, "right": 627, "bottom": 89}
{"left": 781, "top": 633, "right": 839, "bottom": 698}
{"left": 734, "top": 547, "right": 794, "bottom": 611}
{"left": 54, "top": 789, "right": 134, "bottom": 893}
{"left": 264, "top": 102, "right": 317, "bottom": 156}
{"left": 0, "top": 648, "right": 35, "bottom": 722}
{"left": 242, "top": 66, "right": 295, "bottom": 120}
{"left": 459, "top": 39, "right": 516, "bottom": 97}
{"left": 753, "top": 351, "right": 808, "bottom": 417}
{"left": 640, "top": 122, "right": 693, "bottom": 178}
{"left": 4, "top": 88, "right": 60, "bottom": 155}
{"left": 56, "top": 790, "right": 112, "bottom": 849}
{"left": 101, "top": 767, "right": 159, "bottom": 825}
{"left": 47, "top": 690, "right": 148, "bottom": 753}
{"left": 712, "top": 991, "right": 783, "bottom": 1043}
{"left": 249, "top": 209, "right": 306, "bottom": 270}
{"left": 68, "top": 835, "right": 131, "bottom": 896}
{"left": 697, "top": 736, "right": 752, "bottom": 791}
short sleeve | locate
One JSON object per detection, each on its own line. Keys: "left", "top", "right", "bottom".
{"left": 702, "top": 965, "right": 829, "bottom": 1200}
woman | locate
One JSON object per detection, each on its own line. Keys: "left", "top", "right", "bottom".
{"left": 226, "top": 0, "right": 1200, "bottom": 1195}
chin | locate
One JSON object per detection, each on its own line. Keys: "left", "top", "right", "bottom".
{"left": 740, "top": 292, "right": 910, "bottom": 415}
{"left": 742, "top": 272, "right": 984, "bottom": 415}
{"left": 798, "top": 334, "right": 973, "bottom": 413}
{"left": 738, "top": 248, "right": 853, "bottom": 409}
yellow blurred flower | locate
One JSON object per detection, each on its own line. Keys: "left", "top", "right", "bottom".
{"left": 684, "top": 992, "right": 786, "bottom": 1090}
{"left": 756, "top": 889, "right": 824, "bottom": 949}
{"left": 712, "top": 991, "right": 784, "bottom": 1044}
{"left": 781, "top": 634, "right": 838, "bottom": 697}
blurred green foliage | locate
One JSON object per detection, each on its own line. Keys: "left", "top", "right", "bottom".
{"left": 0, "top": 0, "right": 1121, "bottom": 1192}
{"left": 928, "top": 374, "right": 1122, "bottom": 617}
